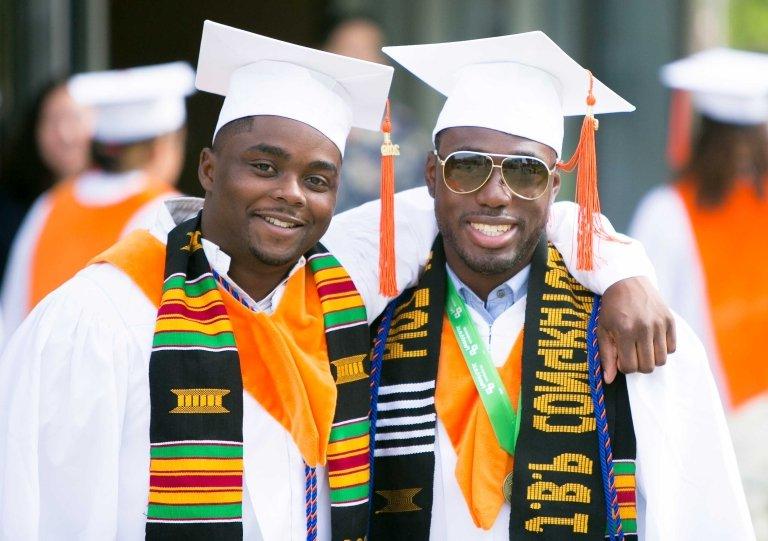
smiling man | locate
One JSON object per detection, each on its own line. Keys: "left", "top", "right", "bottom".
{"left": 0, "top": 22, "right": 395, "bottom": 541}
{"left": 0, "top": 23, "right": 683, "bottom": 541}
{"left": 368, "top": 33, "right": 753, "bottom": 540}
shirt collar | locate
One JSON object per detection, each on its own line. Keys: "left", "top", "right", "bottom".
{"left": 446, "top": 264, "right": 530, "bottom": 325}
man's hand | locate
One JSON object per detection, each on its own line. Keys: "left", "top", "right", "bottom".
{"left": 597, "top": 276, "right": 676, "bottom": 383}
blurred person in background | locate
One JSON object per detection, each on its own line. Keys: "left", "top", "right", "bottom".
{"left": 0, "top": 80, "right": 95, "bottom": 279}
{"left": 324, "top": 15, "right": 430, "bottom": 212}
{"left": 629, "top": 48, "right": 768, "bottom": 539}
{"left": 0, "top": 62, "right": 194, "bottom": 336}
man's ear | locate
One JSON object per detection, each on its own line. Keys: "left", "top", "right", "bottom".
{"left": 425, "top": 151, "right": 437, "bottom": 199}
{"left": 550, "top": 171, "right": 561, "bottom": 202}
{"left": 198, "top": 148, "right": 215, "bottom": 192}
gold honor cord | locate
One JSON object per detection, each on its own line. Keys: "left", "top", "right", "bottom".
{"left": 445, "top": 278, "right": 521, "bottom": 455}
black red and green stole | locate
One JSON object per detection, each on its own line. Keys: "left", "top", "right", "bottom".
{"left": 145, "top": 212, "right": 372, "bottom": 541}
{"left": 369, "top": 235, "right": 638, "bottom": 540}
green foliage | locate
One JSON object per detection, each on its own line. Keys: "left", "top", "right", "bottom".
{"left": 730, "top": 0, "right": 768, "bottom": 51}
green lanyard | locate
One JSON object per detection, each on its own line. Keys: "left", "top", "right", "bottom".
{"left": 445, "top": 278, "right": 521, "bottom": 455}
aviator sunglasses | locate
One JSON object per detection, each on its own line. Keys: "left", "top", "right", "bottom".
{"left": 433, "top": 150, "right": 556, "bottom": 200}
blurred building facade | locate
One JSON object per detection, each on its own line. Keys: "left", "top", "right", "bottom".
{"left": 1, "top": 0, "right": 765, "bottom": 228}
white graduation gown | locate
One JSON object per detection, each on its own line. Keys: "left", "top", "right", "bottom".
{"left": 630, "top": 185, "right": 768, "bottom": 539}
{"left": 426, "top": 278, "right": 754, "bottom": 540}
{"left": 0, "top": 189, "right": 655, "bottom": 540}
{"left": 0, "top": 170, "right": 172, "bottom": 338}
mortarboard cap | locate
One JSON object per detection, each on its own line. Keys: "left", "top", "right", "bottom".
{"left": 382, "top": 31, "right": 634, "bottom": 158}
{"left": 68, "top": 62, "right": 195, "bottom": 144}
{"left": 195, "top": 20, "right": 393, "bottom": 156}
{"left": 661, "top": 48, "right": 768, "bottom": 125}
{"left": 384, "top": 31, "right": 636, "bottom": 270}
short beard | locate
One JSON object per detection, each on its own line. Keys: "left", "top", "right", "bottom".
{"left": 247, "top": 242, "right": 304, "bottom": 268}
{"left": 438, "top": 211, "right": 546, "bottom": 276}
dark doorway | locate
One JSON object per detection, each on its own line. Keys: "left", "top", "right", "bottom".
{"left": 109, "top": 0, "right": 331, "bottom": 196}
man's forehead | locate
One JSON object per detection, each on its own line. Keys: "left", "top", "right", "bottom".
{"left": 216, "top": 115, "right": 342, "bottom": 161}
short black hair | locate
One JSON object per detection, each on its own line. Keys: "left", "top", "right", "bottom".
{"left": 433, "top": 129, "right": 445, "bottom": 154}
{"left": 212, "top": 116, "right": 254, "bottom": 153}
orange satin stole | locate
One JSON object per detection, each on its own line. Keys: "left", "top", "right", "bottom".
{"left": 29, "top": 176, "right": 171, "bottom": 310}
{"left": 677, "top": 179, "right": 768, "bottom": 408}
{"left": 435, "top": 315, "right": 523, "bottom": 529}
{"left": 94, "top": 230, "right": 337, "bottom": 466}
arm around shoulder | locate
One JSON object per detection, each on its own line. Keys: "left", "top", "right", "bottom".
{"left": 322, "top": 187, "right": 438, "bottom": 322}
{"left": 548, "top": 200, "right": 658, "bottom": 295}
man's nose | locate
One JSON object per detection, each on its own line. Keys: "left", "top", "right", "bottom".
{"left": 272, "top": 175, "right": 306, "bottom": 206}
{"left": 475, "top": 165, "right": 511, "bottom": 207}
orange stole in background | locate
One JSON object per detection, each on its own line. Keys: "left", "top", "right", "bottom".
{"left": 29, "top": 176, "right": 170, "bottom": 310}
{"left": 95, "top": 230, "right": 337, "bottom": 467}
{"left": 677, "top": 179, "right": 768, "bottom": 408}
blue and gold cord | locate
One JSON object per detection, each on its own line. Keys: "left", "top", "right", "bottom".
{"left": 587, "top": 297, "right": 624, "bottom": 540}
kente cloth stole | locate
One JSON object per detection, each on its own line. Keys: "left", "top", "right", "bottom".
{"left": 369, "top": 235, "right": 637, "bottom": 540}
{"left": 145, "top": 213, "right": 372, "bottom": 541}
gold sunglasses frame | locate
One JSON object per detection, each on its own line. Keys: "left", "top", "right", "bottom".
{"left": 433, "top": 149, "right": 556, "bottom": 200}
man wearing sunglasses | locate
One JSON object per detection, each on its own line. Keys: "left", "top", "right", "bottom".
{"left": 367, "top": 33, "right": 753, "bottom": 539}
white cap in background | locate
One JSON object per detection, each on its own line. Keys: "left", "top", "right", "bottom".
{"left": 661, "top": 47, "right": 768, "bottom": 125}
{"left": 68, "top": 61, "right": 195, "bottom": 144}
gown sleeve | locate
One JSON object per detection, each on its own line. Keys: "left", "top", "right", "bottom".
{"left": 627, "top": 314, "right": 755, "bottom": 540}
{"left": 547, "top": 200, "right": 658, "bottom": 294}
{"left": 0, "top": 271, "right": 143, "bottom": 540}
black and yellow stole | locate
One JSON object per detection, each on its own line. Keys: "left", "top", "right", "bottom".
{"left": 145, "top": 213, "right": 373, "bottom": 541}
{"left": 369, "top": 235, "right": 637, "bottom": 540}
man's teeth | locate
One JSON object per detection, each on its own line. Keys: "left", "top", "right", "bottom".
{"left": 263, "top": 216, "right": 297, "bottom": 229}
{"left": 469, "top": 222, "right": 512, "bottom": 236}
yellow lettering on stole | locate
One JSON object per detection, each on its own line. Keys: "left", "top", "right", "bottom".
{"left": 525, "top": 513, "right": 589, "bottom": 534}
{"left": 527, "top": 481, "right": 591, "bottom": 504}
{"left": 538, "top": 348, "right": 587, "bottom": 372}
{"left": 529, "top": 453, "right": 593, "bottom": 475}
{"left": 387, "top": 330, "right": 428, "bottom": 341}
{"left": 389, "top": 307, "right": 428, "bottom": 334}
{"left": 524, "top": 247, "right": 595, "bottom": 534}
{"left": 534, "top": 371, "right": 590, "bottom": 394}
{"left": 544, "top": 267, "right": 574, "bottom": 291}
{"left": 540, "top": 307, "right": 587, "bottom": 330}
{"left": 539, "top": 327, "right": 586, "bottom": 348}
{"left": 384, "top": 341, "right": 427, "bottom": 360}
{"left": 533, "top": 393, "right": 592, "bottom": 416}
{"left": 533, "top": 414, "right": 596, "bottom": 433}
{"left": 542, "top": 292, "right": 589, "bottom": 312}
{"left": 383, "top": 288, "right": 429, "bottom": 360}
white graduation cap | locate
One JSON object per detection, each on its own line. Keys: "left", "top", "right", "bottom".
{"left": 382, "top": 31, "right": 634, "bottom": 157}
{"left": 68, "top": 62, "right": 195, "bottom": 144}
{"left": 661, "top": 47, "right": 768, "bottom": 125}
{"left": 195, "top": 20, "right": 394, "bottom": 156}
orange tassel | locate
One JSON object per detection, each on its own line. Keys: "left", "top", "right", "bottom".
{"left": 379, "top": 99, "right": 399, "bottom": 297}
{"left": 666, "top": 89, "right": 692, "bottom": 171}
{"left": 557, "top": 70, "right": 603, "bottom": 271}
